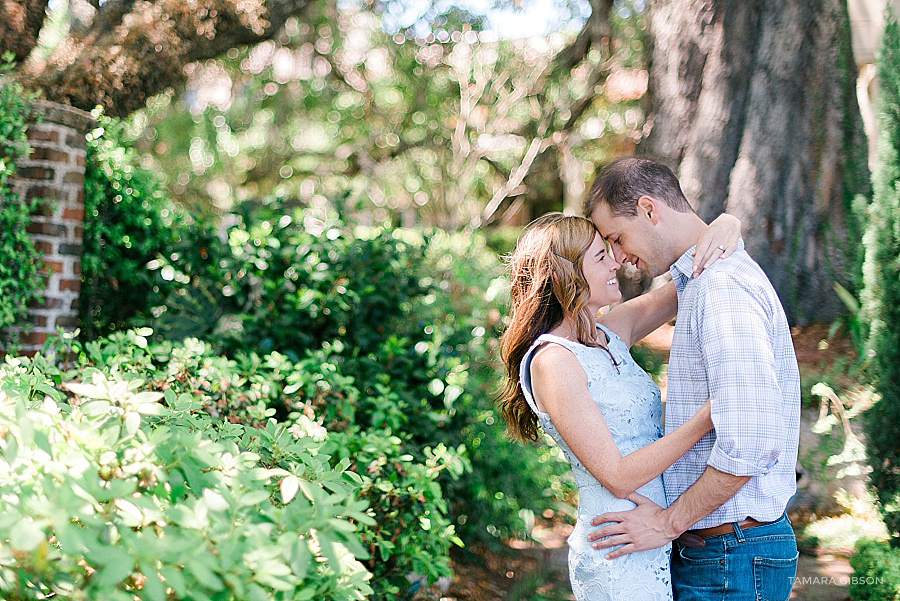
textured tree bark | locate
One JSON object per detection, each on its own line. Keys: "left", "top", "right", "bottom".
{"left": 18, "top": 0, "right": 313, "bottom": 117}
{"left": 0, "top": 0, "right": 50, "bottom": 62}
{"left": 641, "top": 0, "right": 870, "bottom": 324}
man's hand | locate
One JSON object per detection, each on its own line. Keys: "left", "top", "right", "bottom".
{"left": 586, "top": 492, "right": 680, "bottom": 559}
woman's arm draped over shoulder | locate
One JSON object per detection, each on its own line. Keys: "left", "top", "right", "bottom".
{"left": 598, "top": 282, "right": 677, "bottom": 348}
{"left": 531, "top": 344, "right": 712, "bottom": 499}
{"left": 598, "top": 212, "right": 742, "bottom": 348}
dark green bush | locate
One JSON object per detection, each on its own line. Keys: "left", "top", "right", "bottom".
{"left": 149, "top": 204, "right": 572, "bottom": 547}
{"left": 78, "top": 184, "right": 571, "bottom": 580}
{"left": 861, "top": 10, "right": 900, "bottom": 543}
{"left": 0, "top": 61, "right": 44, "bottom": 348}
{"left": 60, "top": 330, "right": 465, "bottom": 600}
{"left": 80, "top": 111, "right": 216, "bottom": 339}
{"left": 849, "top": 538, "right": 900, "bottom": 600}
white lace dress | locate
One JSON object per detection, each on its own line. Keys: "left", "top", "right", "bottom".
{"left": 520, "top": 325, "right": 672, "bottom": 601}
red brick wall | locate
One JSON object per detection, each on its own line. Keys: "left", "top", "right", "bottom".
{"left": 11, "top": 101, "right": 93, "bottom": 354}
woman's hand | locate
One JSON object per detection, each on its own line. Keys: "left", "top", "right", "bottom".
{"left": 692, "top": 213, "right": 741, "bottom": 275}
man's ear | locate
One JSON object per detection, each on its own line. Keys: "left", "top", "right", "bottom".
{"left": 637, "top": 195, "right": 660, "bottom": 225}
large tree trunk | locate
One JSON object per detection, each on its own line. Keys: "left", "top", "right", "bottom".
{"left": 641, "top": 0, "right": 870, "bottom": 324}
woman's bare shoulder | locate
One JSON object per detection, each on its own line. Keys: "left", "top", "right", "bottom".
{"left": 530, "top": 342, "right": 583, "bottom": 380}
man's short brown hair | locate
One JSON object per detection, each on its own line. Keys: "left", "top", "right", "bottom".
{"left": 584, "top": 156, "right": 693, "bottom": 218}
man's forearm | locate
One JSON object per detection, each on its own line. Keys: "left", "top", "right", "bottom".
{"left": 662, "top": 466, "right": 751, "bottom": 535}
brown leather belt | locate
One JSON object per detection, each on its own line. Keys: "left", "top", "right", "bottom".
{"left": 676, "top": 518, "right": 772, "bottom": 549}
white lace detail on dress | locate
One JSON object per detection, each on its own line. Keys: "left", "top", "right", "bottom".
{"left": 520, "top": 326, "right": 673, "bottom": 601}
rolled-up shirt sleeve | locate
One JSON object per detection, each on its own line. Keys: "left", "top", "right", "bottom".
{"left": 692, "top": 273, "right": 783, "bottom": 477}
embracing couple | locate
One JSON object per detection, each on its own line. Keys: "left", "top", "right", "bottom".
{"left": 499, "top": 157, "right": 800, "bottom": 601}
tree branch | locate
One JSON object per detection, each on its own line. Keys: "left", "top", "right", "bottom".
{"left": 1, "top": 0, "right": 50, "bottom": 62}
{"left": 468, "top": 135, "right": 547, "bottom": 231}
{"left": 549, "top": 0, "right": 613, "bottom": 77}
{"left": 89, "top": 0, "right": 142, "bottom": 34}
{"left": 24, "top": 0, "right": 314, "bottom": 116}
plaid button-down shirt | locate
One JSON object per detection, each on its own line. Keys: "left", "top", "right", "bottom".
{"left": 664, "top": 240, "right": 800, "bottom": 529}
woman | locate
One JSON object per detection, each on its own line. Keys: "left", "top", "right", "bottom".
{"left": 498, "top": 212, "right": 739, "bottom": 600}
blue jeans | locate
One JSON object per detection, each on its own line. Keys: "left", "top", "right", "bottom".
{"left": 671, "top": 513, "right": 798, "bottom": 601}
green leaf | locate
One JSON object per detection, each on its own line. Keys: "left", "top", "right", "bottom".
{"left": 95, "top": 558, "right": 135, "bottom": 588}
{"left": 115, "top": 499, "right": 144, "bottom": 527}
{"left": 136, "top": 402, "right": 166, "bottom": 416}
{"left": 351, "top": 512, "right": 376, "bottom": 527}
{"left": 3, "top": 435, "right": 17, "bottom": 462}
{"left": 159, "top": 566, "right": 187, "bottom": 594}
{"left": 290, "top": 540, "right": 311, "bottom": 579}
{"left": 247, "top": 584, "right": 269, "bottom": 601}
{"left": 280, "top": 475, "right": 300, "bottom": 504}
{"left": 124, "top": 411, "right": 141, "bottom": 436}
{"left": 833, "top": 282, "right": 860, "bottom": 313}
{"left": 186, "top": 559, "right": 224, "bottom": 591}
{"left": 84, "top": 543, "right": 123, "bottom": 566}
{"left": 297, "top": 480, "right": 318, "bottom": 502}
{"left": 34, "top": 430, "right": 53, "bottom": 457}
{"left": 202, "top": 489, "right": 229, "bottom": 512}
{"left": 66, "top": 383, "right": 108, "bottom": 399}
{"left": 238, "top": 490, "right": 271, "bottom": 506}
{"left": 80, "top": 400, "right": 112, "bottom": 416}
{"left": 140, "top": 565, "right": 166, "bottom": 601}
{"left": 254, "top": 572, "right": 294, "bottom": 591}
{"left": 132, "top": 391, "right": 164, "bottom": 405}
{"left": 328, "top": 518, "right": 356, "bottom": 533}
{"left": 9, "top": 519, "right": 43, "bottom": 551}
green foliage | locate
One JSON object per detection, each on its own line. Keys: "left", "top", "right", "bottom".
{"left": 74, "top": 190, "right": 571, "bottom": 590}
{"left": 325, "top": 430, "right": 465, "bottom": 596}
{"left": 830, "top": 282, "right": 868, "bottom": 360}
{"left": 148, "top": 204, "right": 571, "bottom": 549}
{"left": 861, "top": 9, "right": 900, "bottom": 543}
{"left": 484, "top": 226, "right": 522, "bottom": 257}
{"left": 59, "top": 329, "right": 466, "bottom": 599}
{"left": 849, "top": 539, "right": 900, "bottom": 600}
{"left": 0, "top": 59, "right": 44, "bottom": 347}
{"left": 130, "top": 3, "right": 645, "bottom": 228}
{"left": 0, "top": 353, "right": 373, "bottom": 601}
{"left": 80, "top": 111, "right": 214, "bottom": 339}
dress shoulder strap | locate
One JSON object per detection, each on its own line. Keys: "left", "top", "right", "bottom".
{"left": 518, "top": 334, "right": 583, "bottom": 416}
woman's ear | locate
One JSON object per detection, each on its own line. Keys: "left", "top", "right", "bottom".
{"left": 637, "top": 195, "right": 660, "bottom": 225}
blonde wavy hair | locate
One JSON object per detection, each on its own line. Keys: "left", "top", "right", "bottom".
{"left": 498, "top": 213, "right": 606, "bottom": 442}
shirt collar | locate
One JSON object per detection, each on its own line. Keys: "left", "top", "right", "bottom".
{"left": 669, "top": 238, "right": 745, "bottom": 292}
{"left": 670, "top": 247, "right": 696, "bottom": 292}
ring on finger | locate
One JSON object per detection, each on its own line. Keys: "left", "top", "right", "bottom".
{"left": 717, "top": 245, "right": 726, "bottom": 252}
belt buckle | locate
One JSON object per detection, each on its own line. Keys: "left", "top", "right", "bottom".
{"left": 676, "top": 532, "right": 707, "bottom": 549}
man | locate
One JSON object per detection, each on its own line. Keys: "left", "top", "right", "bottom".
{"left": 583, "top": 157, "right": 800, "bottom": 601}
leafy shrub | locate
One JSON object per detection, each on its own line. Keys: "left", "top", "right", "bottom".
{"left": 0, "top": 352, "right": 373, "bottom": 601}
{"left": 80, "top": 111, "right": 216, "bottom": 339}
{"left": 150, "top": 203, "right": 572, "bottom": 547}
{"left": 849, "top": 538, "right": 900, "bottom": 600}
{"left": 411, "top": 230, "right": 575, "bottom": 545}
{"left": 861, "top": 10, "right": 900, "bottom": 542}
{"left": 58, "top": 330, "right": 464, "bottom": 600}
{"left": 79, "top": 192, "right": 571, "bottom": 574}
{"left": 0, "top": 61, "right": 44, "bottom": 348}
{"left": 325, "top": 429, "right": 465, "bottom": 597}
